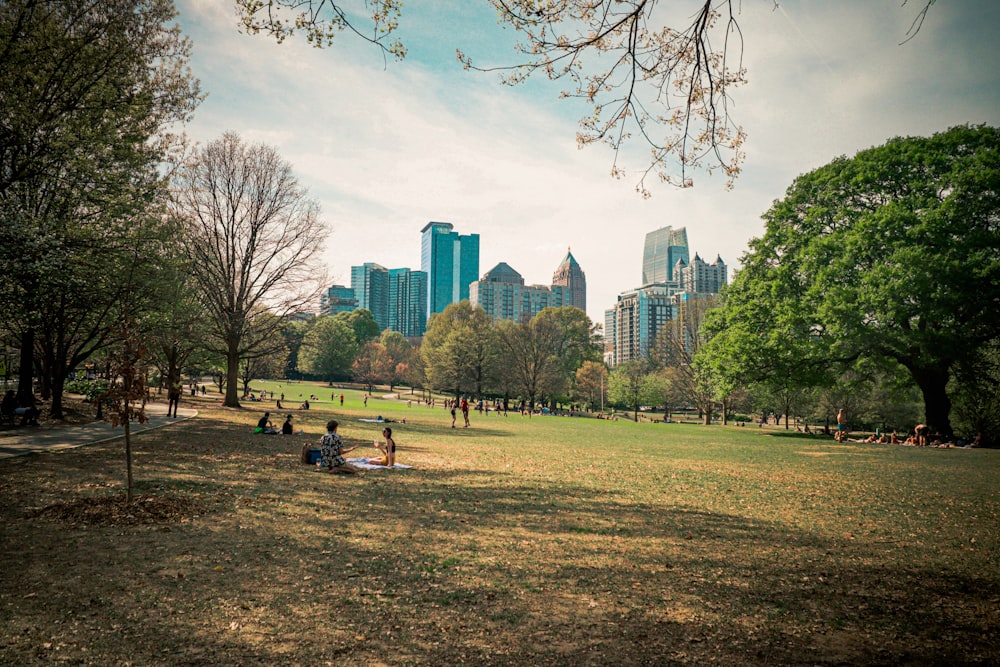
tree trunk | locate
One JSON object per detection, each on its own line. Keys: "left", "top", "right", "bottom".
{"left": 124, "top": 418, "right": 134, "bottom": 504}
{"left": 911, "top": 364, "right": 953, "bottom": 436}
{"left": 16, "top": 328, "right": 34, "bottom": 404}
{"left": 224, "top": 343, "right": 241, "bottom": 407}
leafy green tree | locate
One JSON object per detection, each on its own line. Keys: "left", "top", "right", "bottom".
{"left": 532, "top": 307, "right": 602, "bottom": 407}
{"left": 0, "top": 0, "right": 201, "bottom": 415}
{"left": 297, "top": 316, "right": 357, "bottom": 383}
{"left": 172, "top": 132, "right": 328, "bottom": 408}
{"left": 711, "top": 125, "right": 1000, "bottom": 436}
{"left": 421, "top": 301, "right": 496, "bottom": 399}
{"left": 335, "top": 309, "right": 380, "bottom": 347}
{"left": 607, "top": 359, "right": 657, "bottom": 422}
{"left": 949, "top": 341, "right": 1000, "bottom": 445}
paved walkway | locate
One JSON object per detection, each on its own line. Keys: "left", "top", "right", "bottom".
{"left": 0, "top": 402, "right": 197, "bottom": 459}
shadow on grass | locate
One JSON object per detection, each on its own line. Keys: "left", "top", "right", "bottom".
{"left": 1, "top": 418, "right": 997, "bottom": 666}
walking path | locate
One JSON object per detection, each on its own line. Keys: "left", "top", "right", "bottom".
{"left": 0, "top": 402, "right": 197, "bottom": 460}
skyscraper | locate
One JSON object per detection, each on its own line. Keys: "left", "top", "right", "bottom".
{"left": 387, "top": 268, "right": 428, "bottom": 338}
{"left": 350, "top": 263, "right": 428, "bottom": 338}
{"left": 420, "top": 221, "right": 480, "bottom": 319}
{"left": 551, "top": 248, "right": 587, "bottom": 312}
{"left": 351, "top": 263, "right": 389, "bottom": 329}
{"left": 642, "top": 225, "right": 689, "bottom": 285}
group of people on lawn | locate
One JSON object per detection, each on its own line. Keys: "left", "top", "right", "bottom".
{"left": 255, "top": 411, "right": 396, "bottom": 474}
{"left": 834, "top": 408, "right": 982, "bottom": 448}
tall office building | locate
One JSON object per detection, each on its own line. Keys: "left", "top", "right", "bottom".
{"left": 351, "top": 263, "right": 428, "bottom": 338}
{"left": 421, "top": 221, "right": 480, "bottom": 318}
{"left": 642, "top": 225, "right": 689, "bottom": 285}
{"left": 551, "top": 249, "right": 587, "bottom": 313}
{"left": 351, "top": 263, "right": 389, "bottom": 329}
{"left": 320, "top": 284, "right": 357, "bottom": 316}
{"left": 387, "top": 268, "right": 428, "bottom": 338}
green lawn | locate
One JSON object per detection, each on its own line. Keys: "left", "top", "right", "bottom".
{"left": 1, "top": 381, "right": 997, "bottom": 665}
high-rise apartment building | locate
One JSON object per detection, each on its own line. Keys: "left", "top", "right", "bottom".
{"left": 350, "top": 263, "right": 428, "bottom": 337}
{"left": 470, "top": 263, "right": 570, "bottom": 322}
{"left": 675, "top": 253, "right": 727, "bottom": 295}
{"left": 605, "top": 225, "right": 726, "bottom": 367}
{"left": 420, "top": 221, "right": 480, "bottom": 319}
{"left": 606, "top": 283, "right": 679, "bottom": 366}
{"left": 551, "top": 249, "right": 587, "bottom": 312}
{"left": 321, "top": 284, "right": 357, "bottom": 316}
{"left": 642, "top": 225, "right": 689, "bottom": 285}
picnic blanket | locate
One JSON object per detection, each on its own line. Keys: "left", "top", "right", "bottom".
{"left": 346, "top": 457, "right": 413, "bottom": 470}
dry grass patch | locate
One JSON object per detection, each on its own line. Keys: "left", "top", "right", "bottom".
{"left": 1, "top": 390, "right": 998, "bottom": 665}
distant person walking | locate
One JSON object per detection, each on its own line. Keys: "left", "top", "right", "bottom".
{"left": 461, "top": 397, "right": 470, "bottom": 428}
{"left": 167, "top": 379, "right": 182, "bottom": 418}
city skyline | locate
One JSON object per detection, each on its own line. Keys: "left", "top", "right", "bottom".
{"left": 177, "top": 3, "right": 1000, "bottom": 326}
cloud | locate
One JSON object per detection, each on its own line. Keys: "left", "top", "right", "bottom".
{"left": 176, "top": 1, "right": 1000, "bottom": 325}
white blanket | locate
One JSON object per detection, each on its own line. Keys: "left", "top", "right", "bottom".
{"left": 346, "top": 457, "right": 413, "bottom": 470}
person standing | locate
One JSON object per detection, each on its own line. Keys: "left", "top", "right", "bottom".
{"left": 461, "top": 397, "right": 470, "bottom": 428}
{"left": 836, "top": 408, "right": 847, "bottom": 442}
{"left": 167, "top": 379, "right": 182, "bottom": 418}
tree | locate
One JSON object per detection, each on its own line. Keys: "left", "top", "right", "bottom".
{"left": 0, "top": 0, "right": 201, "bottom": 414}
{"left": 380, "top": 330, "right": 411, "bottom": 391}
{"left": 421, "top": 301, "right": 496, "bottom": 398}
{"left": 104, "top": 317, "right": 150, "bottom": 505}
{"left": 575, "top": 360, "right": 608, "bottom": 412}
{"left": 607, "top": 359, "right": 655, "bottom": 422}
{"left": 336, "top": 308, "right": 380, "bottom": 346}
{"left": 649, "top": 295, "right": 717, "bottom": 423}
{"left": 706, "top": 125, "right": 1000, "bottom": 436}
{"left": 352, "top": 341, "right": 392, "bottom": 394}
{"left": 297, "top": 315, "right": 357, "bottom": 383}
{"left": 237, "top": 1, "right": 935, "bottom": 193}
{"left": 172, "top": 132, "right": 328, "bottom": 408}
{"left": 531, "top": 307, "right": 602, "bottom": 407}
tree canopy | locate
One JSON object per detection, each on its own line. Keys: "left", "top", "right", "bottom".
{"left": 700, "top": 125, "right": 1000, "bottom": 437}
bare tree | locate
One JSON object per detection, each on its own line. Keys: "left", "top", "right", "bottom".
{"left": 236, "top": 1, "right": 936, "bottom": 194}
{"left": 171, "top": 132, "right": 328, "bottom": 407}
{"left": 649, "top": 294, "right": 717, "bottom": 423}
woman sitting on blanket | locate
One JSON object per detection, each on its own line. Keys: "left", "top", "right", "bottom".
{"left": 368, "top": 427, "right": 396, "bottom": 467}
{"left": 320, "top": 420, "right": 360, "bottom": 474}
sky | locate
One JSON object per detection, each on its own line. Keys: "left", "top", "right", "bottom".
{"left": 175, "top": 1, "right": 1000, "bottom": 326}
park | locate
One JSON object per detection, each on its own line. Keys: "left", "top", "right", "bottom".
{"left": 1, "top": 383, "right": 997, "bottom": 665}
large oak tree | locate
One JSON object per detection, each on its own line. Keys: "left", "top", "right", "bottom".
{"left": 701, "top": 125, "right": 1000, "bottom": 437}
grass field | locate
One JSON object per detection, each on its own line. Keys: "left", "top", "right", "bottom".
{"left": 1, "top": 382, "right": 998, "bottom": 665}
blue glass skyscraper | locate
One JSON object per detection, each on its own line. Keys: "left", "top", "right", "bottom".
{"left": 420, "top": 221, "right": 480, "bottom": 319}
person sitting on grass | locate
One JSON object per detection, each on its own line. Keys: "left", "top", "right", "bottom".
{"left": 320, "top": 420, "right": 359, "bottom": 474}
{"left": 367, "top": 427, "right": 396, "bottom": 467}
{"left": 281, "top": 414, "right": 296, "bottom": 435}
{"left": 255, "top": 412, "right": 278, "bottom": 434}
